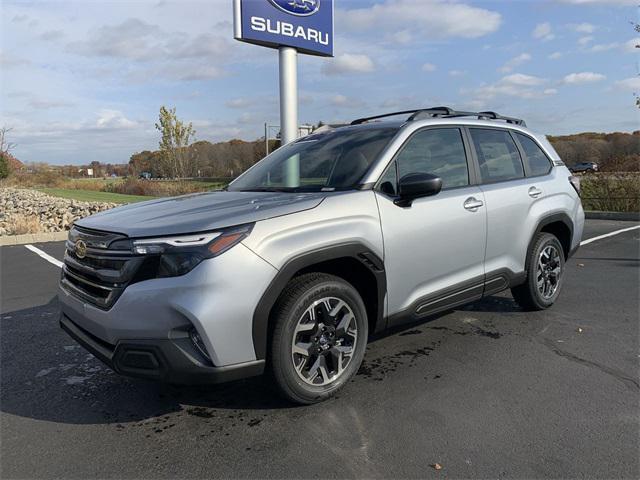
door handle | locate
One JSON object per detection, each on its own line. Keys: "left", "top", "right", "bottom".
{"left": 528, "top": 187, "right": 543, "bottom": 198}
{"left": 463, "top": 197, "right": 484, "bottom": 211}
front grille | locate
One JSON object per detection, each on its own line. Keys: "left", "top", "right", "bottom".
{"left": 61, "top": 226, "right": 145, "bottom": 310}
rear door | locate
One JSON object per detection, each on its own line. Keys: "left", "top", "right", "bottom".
{"left": 467, "top": 127, "right": 542, "bottom": 284}
{"left": 375, "top": 127, "right": 487, "bottom": 325}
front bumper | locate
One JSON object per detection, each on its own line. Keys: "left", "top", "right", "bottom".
{"left": 58, "top": 242, "right": 278, "bottom": 383}
{"left": 60, "top": 313, "right": 264, "bottom": 384}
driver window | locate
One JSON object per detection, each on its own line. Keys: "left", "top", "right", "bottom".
{"left": 396, "top": 128, "right": 469, "bottom": 189}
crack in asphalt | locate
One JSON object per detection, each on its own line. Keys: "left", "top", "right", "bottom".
{"left": 540, "top": 337, "right": 639, "bottom": 391}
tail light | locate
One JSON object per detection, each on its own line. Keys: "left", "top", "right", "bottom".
{"left": 569, "top": 176, "right": 581, "bottom": 196}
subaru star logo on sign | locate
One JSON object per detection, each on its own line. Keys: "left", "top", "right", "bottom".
{"left": 269, "top": 0, "right": 320, "bottom": 16}
{"left": 233, "top": 0, "right": 333, "bottom": 57}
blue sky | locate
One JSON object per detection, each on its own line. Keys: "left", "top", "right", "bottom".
{"left": 1, "top": 0, "right": 638, "bottom": 165}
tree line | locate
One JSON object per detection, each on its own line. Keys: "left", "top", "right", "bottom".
{"left": 547, "top": 131, "right": 639, "bottom": 172}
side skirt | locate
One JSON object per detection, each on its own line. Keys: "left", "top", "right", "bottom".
{"left": 386, "top": 269, "right": 526, "bottom": 328}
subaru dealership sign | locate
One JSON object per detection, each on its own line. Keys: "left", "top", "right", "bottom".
{"left": 233, "top": 0, "right": 334, "bottom": 57}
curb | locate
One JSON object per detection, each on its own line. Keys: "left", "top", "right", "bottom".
{"left": 0, "top": 231, "right": 68, "bottom": 247}
{"left": 585, "top": 211, "right": 640, "bottom": 222}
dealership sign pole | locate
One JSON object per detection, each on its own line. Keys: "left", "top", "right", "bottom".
{"left": 233, "top": 0, "right": 334, "bottom": 147}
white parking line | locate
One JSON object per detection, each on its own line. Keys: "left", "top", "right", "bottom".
{"left": 24, "top": 244, "right": 64, "bottom": 268}
{"left": 580, "top": 225, "right": 640, "bottom": 246}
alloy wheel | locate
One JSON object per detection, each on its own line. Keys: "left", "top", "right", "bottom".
{"left": 291, "top": 297, "right": 358, "bottom": 386}
{"left": 537, "top": 244, "right": 562, "bottom": 299}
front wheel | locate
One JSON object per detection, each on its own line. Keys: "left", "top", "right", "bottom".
{"left": 511, "top": 232, "right": 565, "bottom": 311}
{"left": 270, "top": 273, "right": 368, "bottom": 404}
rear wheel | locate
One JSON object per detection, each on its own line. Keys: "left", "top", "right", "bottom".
{"left": 512, "top": 233, "right": 565, "bottom": 311}
{"left": 270, "top": 273, "right": 368, "bottom": 404}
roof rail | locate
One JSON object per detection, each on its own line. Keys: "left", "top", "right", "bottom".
{"left": 350, "top": 106, "right": 526, "bottom": 127}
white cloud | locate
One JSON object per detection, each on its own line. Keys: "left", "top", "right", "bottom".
{"left": 379, "top": 96, "right": 421, "bottom": 109}
{"left": 532, "top": 22, "right": 555, "bottom": 41}
{"left": 556, "top": 0, "right": 636, "bottom": 5}
{"left": 548, "top": 51, "right": 563, "bottom": 60}
{"left": 614, "top": 77, "right": 640, "bottom": 91}
{"left": 589, "top": 38, "right": 639, "bottom": 53}
{"left": 590, "top": 42, "right": 620, "bottom": 52}
{"left": 422, "top": 63, "right": 437, "bottom": 72}
{"left": 28, "top": 98, "right": 73, "bottom": 109}
{"left": 578, "top": 35, "right": 594, "bottom": 46}
{"left": 69, "top": 21, "right": 230, "bottom": 62}
{"left": 502, "top": 73, "right": 546, "bottom": 87}
{"left": 0, "top": 51, "right": 30, "bottom": 68}
{"left": 340, "top": 0, "right": 501, "bottom": 39}
{"left": 466, "top": 73, "right": 553, "bottom": 101}
{"left": 569, "top": 22, "right": 596, "bottom": 33}
{"left": 623, "top": 38, "right": 640, "bottom": 52}
{"left": 39, "top": 30, "right": 64, "bottom": 41}
{"left": 225, "top": 98, "right": 254, "bottom": 109}
{"left": 96, "top": 109, "right": 137, "bottom": 129}
{"left": 387, "top": 30, "right": 413, "bottom": 44}
{"left": 498, "top": 53, "right": 532, "bottom": 73}
{"left": 329, "top": 94, "right": 365, "bottom": 109}
{"left": 66, "top": 18, "right": 232, "bottom": 82}
{"left": 562, "top": 72, "right": 606, "bottom": 84}
{"left": 449, "top": 70, "right": 466, "bottom": 77}
{"left": 321, "top": 53, "right": 375, "bottom": 75}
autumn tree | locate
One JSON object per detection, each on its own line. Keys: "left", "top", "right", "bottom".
{"left": 155, "top": 106, "right": 196, "bottom": 179}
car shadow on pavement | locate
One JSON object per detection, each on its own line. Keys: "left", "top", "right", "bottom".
{"left": 0, "top": 296, "right": 301, "bottom": 426}
{"left": 1, "top": 294, "right": 518, "bottom": 425}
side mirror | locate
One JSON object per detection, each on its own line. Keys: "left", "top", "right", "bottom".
{"left": 395, "top": 172, "right": 443, "bottom": 207}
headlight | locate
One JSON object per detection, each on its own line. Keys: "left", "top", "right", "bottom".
{"left": 131, "top": 224, "right": 253, "bottom": 278}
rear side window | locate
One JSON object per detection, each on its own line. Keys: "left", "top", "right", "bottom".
{"left": 470, "top": 128, "right": 524, "bottom": 183}
{"left": 515, "top": 133, "right": 552, "bottom": 176}
{"left": 395, "top": 128, "right": 469, "bottom": 189}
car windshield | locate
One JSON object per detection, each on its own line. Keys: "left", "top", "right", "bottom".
{"left": 228, "top": 127, "right": 398, "bottom": 192}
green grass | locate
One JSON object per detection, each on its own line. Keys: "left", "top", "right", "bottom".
{"left": 39, "top": 188, "right": 154, "bottom": 204}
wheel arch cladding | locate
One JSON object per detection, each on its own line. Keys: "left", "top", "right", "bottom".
{"left": 251, "top": 243, "right": 386, "bottom": 361}
{"left": 527, "top": 213, "right": 574, "bottom": 270}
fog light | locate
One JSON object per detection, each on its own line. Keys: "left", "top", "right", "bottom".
{"left": 189, "top": 328, "right": 212, "bottom": 363}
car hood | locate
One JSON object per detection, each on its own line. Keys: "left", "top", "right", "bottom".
{"left": 75, "top": 190, "right": 327, "bottom": 238}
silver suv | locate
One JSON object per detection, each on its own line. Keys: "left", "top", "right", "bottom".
{"left": 59, "top": 107, "right": 584, "bottom": 404}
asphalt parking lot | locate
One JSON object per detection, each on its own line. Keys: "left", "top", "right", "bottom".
{"left": 1, "top": 219, "right": 638, "bottom": 479}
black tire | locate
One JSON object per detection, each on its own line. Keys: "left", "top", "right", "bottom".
{"left": 269, "top": 273, "right": 368, "bottom": 404}
{"left": 512, "top": 232, "right": 566, "bottom": 311}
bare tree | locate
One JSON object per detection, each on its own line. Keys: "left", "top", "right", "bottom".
{"left": 0, "top": 127, "right": 16, "bottom": 155}
{"left": 155, "top": 106, "right": 196, "bottom": 179}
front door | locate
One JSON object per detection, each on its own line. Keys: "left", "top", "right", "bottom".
{"left": 375, "top": 127, "right": 487, "bottom": 325}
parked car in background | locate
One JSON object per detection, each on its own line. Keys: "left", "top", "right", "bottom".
{"left": 569, "top": 162, "right": 599, "bottom": 174}
{"left": 59, "top": 107, "right": 584, "bottom": 404}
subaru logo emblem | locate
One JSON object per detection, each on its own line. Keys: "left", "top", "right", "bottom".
{"left": 75, "top": 239, "right": 87, "bottom": 259}
{"left": 269, "top": 0, "right": 320, "bottom": 16}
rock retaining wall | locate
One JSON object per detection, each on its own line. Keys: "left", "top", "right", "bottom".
{"left": 0, "top": 187, "right": 116, "bottom": 236}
